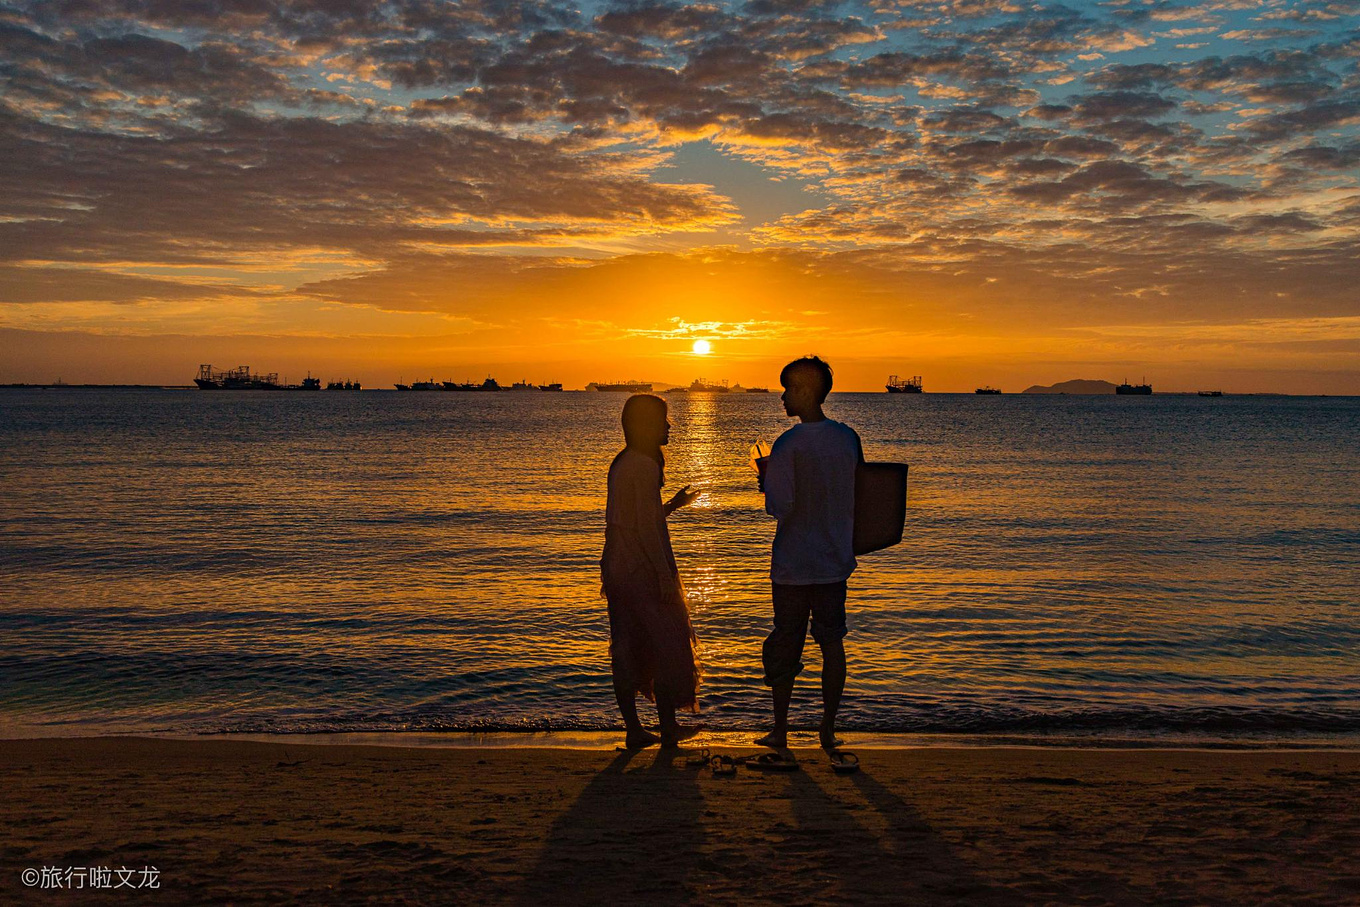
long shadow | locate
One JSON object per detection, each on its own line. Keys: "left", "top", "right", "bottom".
{"left": 515, "top": 747, "right": 706, "bottom": 906}
{"left": 773, "top": 758, "right": 1002, "bottom": 903}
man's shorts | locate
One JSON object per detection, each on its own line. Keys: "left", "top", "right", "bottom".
{"left": 761, "top": 580, "right": 849, "bottom": 688}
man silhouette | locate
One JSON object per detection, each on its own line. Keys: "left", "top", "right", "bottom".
{"left": 756, "top": 355, "right": 863, "bottom": 750}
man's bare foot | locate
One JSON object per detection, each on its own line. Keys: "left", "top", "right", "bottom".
{"left": 819, "top": 729, "right": 844, "bottom": 750}
{"left": 659, "top": 724, "right": 702, "bottom": 748}
{"left": 624, "top": 728, "right": 660, "bottom": 749}
{"left": 754, "top": 731, "right": 788, "bottom": 748}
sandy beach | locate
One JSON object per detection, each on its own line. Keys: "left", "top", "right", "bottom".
{"left": 2, "top": 738, "right": 1358, "bottom": 904}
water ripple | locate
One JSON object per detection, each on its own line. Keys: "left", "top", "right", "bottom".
{"left": 2, "top": 389, "right": 1358, "bottom": 739}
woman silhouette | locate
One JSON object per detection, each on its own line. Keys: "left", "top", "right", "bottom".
{"left": 601, "top": 394, "right": 702, "bottom": 748}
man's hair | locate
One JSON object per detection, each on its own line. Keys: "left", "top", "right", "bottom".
{"left": 779, "top": 356, "right": 833, "bottom": 403}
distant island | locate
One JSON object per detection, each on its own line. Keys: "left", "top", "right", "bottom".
{"left": 1022, "top": 379, "right": 1118, "bottom": 394}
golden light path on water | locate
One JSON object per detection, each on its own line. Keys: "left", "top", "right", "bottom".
{"left": 1, "top": 389, "right": 1358, "bottom": 739}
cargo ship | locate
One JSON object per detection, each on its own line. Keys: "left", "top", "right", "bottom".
{"left": 688, "top": 378, "right": 729, "bottom": 393}
{"left": 1198, "top": 390, "right": 1222, "bottom": 397}
{"left": 592, "top": 381, "right": 652, "bottom": 392}
{"left": 975, "top": 385, "right": 1001, "bottom": 394}
{"left": 745, "top": 386, "right": 770, "bottom": 393}
{"left": 1116, "top": 378, "right": 1152, "bottom": 395}
{"left": 508, "top": 380, "right": 564, "bottom": 392}
{"left": 193, "top": 365, "right": 323, "bottom": 390}
{"left": 435, "top": 377, "right": 502, "bottom": 391}
{"left": 327, "top": 379, "right": 361, "bottom": 390}
{"left": 195, "top": 364, "right": 282, "bottom": 390}
{"left": 886, "top": 375, "right": 923, "bottom": 393}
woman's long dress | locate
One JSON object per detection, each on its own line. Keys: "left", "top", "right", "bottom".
{"left": 600, "top": 449, "right": 700, "bottom": 711}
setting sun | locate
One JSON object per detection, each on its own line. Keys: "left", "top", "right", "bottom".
{"left": 692, "top": 339, "right": 712, "bottom": 356}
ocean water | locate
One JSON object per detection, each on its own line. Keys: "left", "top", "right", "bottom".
{"left": 1, "top": 389, "right": 1358, "bottom": 741}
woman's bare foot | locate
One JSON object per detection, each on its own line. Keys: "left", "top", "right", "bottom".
{"left": 819, "top": 729, "right": 844, "bottom": 750}
{"left": 659, "top": 724, "right": 702, "bottom": 748}
{"left": 624, "top": 728, "right": 660, "bottom": 749}
{"left": 754, "top": 731, "right": 788, "bottom": 748}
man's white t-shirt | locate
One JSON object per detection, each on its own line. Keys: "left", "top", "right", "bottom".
{"left": 764, "top": 419, "right": 862, "bottom": 585}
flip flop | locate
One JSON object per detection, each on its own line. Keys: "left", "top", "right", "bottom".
{"left": 739, "top": 752, "right": 799, "bottom": 772}
{"left": 828, "top": 751, "right": 860, "bottom": 774}
{"left": 684, "top": 748, "right": 713, "bottom": 768}
{"left": 710, "top": 754, "right": 737, "bottom": 776}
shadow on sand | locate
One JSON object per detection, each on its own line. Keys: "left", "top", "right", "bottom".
{"left": 788, "top": 762, "right": 1001, "bottom": 902}
{"left": 515, "top": 747, "right": 706, "bottom": 905}
{"left": 517, "top": 748, "right": 1000, "bottom": 905}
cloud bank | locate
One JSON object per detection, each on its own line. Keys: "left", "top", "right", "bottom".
{"left": 1, "top": 0, "right": 1358, "bottom": 388}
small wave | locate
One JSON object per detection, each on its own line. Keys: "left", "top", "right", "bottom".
{"left": 188, "top": 705, "right": 1360, "bottom": 739}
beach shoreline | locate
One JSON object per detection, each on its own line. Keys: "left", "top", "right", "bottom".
{"left": 7, "top": 726, "right": 1360, "bottom": 750}
{"left": 3, "top": 736, "right": 1357, "bottom": 904}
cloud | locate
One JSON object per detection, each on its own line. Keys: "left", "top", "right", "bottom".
{"left": 1281, "top": 141, "right": 1360, "bottom": 168}
{"left": 0, "top": 265, "right": 268, "bottom": 304}
{"left": 0, "top": 0, "right": 1356, "bottom": 390}
{"left": 0, "top": 105, "right": 739, "bottom": 266}
{"left": 1072, "top": 90, "right": 1179, "bottom": 121}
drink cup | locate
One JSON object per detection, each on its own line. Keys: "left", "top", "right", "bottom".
{"left": 749, "top": 441, "right": 772, "bottom": 488}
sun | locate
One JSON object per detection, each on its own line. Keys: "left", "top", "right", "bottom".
{"left": 692, "top": 339, "right": 712, "bottom": 355}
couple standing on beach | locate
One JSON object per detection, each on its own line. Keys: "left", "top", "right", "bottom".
{"left": 601, "top": 355, "right": 862, "bottom": 750}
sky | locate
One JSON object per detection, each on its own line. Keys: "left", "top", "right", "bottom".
{"left": 1, "top": 0, "right": 1359, "bottom": 392}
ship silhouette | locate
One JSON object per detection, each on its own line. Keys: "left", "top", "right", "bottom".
{"left": 1116, "top": 377, "right": 1152, "bottom": 395}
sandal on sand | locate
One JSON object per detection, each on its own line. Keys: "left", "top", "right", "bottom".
{"left": 828, "top": 751, "right": 860, "bottom": 774}
{"left": 710, "top": 755, "right": 737, "bottom": 776}
{"left": 685, "top": 748, "right": 713, "bottom": 768}
{"left": 739, "top": 752, "right": 799, "bottom": 772}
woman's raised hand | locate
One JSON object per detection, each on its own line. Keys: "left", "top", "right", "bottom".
{"left": 667, "top": 485, "right": 701, "bottom": 511}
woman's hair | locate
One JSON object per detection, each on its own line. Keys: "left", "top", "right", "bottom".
{"left": 621, "top": 393, "right": 667, "bottom": 483}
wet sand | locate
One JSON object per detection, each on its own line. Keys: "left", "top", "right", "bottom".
{"left": 2, "top": 737, "right": 1358, "bottom": 904}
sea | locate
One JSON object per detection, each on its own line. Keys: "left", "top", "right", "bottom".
{"left": 2, "top": 388, "right": 1358, "bottom": 745}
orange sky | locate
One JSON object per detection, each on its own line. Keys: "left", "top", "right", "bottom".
{"left": 2, "top": 0, "right": 1358, "bottom": 393}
